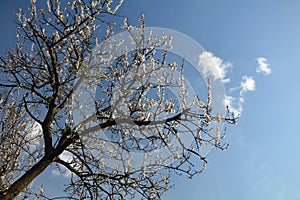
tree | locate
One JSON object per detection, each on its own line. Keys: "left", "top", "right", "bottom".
{"left": 0, "top": 0, "right": 236, "bottom": 199}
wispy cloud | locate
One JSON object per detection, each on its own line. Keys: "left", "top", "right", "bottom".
{"left": 51, "top": 167, "right": 72, "bottom": 178}
{"left": 198, "top": 51, "right": 232, "bottom": 83}
{"left": 240, "top": 75, "right": 256, "bottom": 95}
{"left": 256, "top": 57, "right": 271, "bottom": 75}
{"left": 224, "top": 95, "right": 243, "bottom": 116}
{"left": 51, "top": 151, "right": 74, "bottom": 178}
{"left": 59, "top": 150, "right": 74, "bottom": 162}
{"left": 225, "top": 76, "right": 256, "bottom": 116}
{"left": 25, "top": 122, "right": 42, "bottom": 152}
{"left": 198, "top": 52, "right": 268, "bottom": 116}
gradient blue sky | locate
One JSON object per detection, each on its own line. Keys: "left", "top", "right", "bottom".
{"left": 1, "top": 1, "right": 300, "bottom": 200}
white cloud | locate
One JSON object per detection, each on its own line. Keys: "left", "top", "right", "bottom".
{"left": 225, "top": 76, "right": 256, "bottom": 116}
{"left": 51, "top": 168, "right": 63, "bottom": 176}
{"left": 25, "top": 122, "right": 42, "bottom": 152}
{"left": 51, "top": 151, "right": 74, "bottom": 178}
{"left": 198, "top": 51, "right": 232, "bottom": 83}
{"left": 224, "top": 95, "right": 243, "bottom": 116}
{"left": 240, "top": 75, "right": 255, "bottom": 96}
{"left": 51, "top": 167, "right": 72, "bottom": 178}
{"left": 26, "top": 121, "right": 42, "bottom": 139}
{"left": 198, "top": 52, "right": 261, "bottom": 116}
{"left": 59, "top": 150, "right": 74, "bottom": 162}
{"left": 256, "top": 57, "right": 271, "bottom": 75}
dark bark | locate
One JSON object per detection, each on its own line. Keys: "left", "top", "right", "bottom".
{"left": 0, "top": 156, "right": 52, "bottom": 200}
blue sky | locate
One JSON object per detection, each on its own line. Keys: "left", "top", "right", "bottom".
{"left": 1, "top": 1, "right": 300, "bottom": 200}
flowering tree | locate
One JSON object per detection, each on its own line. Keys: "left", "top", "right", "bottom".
{"left": 0, "top": 0, "right": 236, "bottom": 199}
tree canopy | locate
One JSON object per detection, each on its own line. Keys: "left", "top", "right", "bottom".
{"left": 0, "top": 0, "right": 236, "bottom": 199}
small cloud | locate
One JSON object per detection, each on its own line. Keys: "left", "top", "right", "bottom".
{"left": 51, "top": 167, "right": 72, "bottom": 178}
{"left": 256, "top": 57, "right": 271, "bottom": 75}
{"left": 226, "top": 76, "right": 256, "bottom": 116}
{"left": 26, "top": 121, "right": 42, "bottom": 139}
{"left": 198, "top": 51, "right": 232, "bottom": 83}
{"left": 59, "top": 151, "right": 73, "bottom": 162}
{"left": 51, "top": 151, "right": 74, "bottom": 178}
{"left": 224, "top": 95, "right": 243, "bottom": 116}
{"left": 25, "top": 122, "right": 42, "bottom": 152}
{"left": 51, "top": 169, "right": 62, "bottom": 176}
{"left": 240, "top": 75, "right": 255, "bottom": 96}
{"left": 198, "top": 52, "right": 260, "bottom": 117}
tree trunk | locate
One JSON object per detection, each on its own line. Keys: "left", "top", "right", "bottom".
{"left": 0, "top": 156, "right": 53, "bottom": 200}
